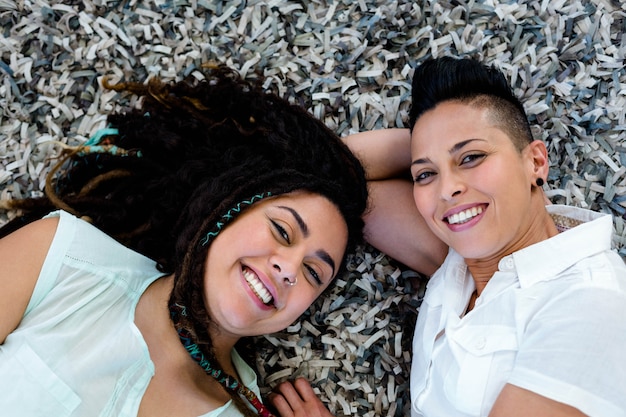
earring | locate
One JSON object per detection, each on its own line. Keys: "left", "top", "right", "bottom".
{"left": 536, "top": 178, "right": 544, "bottom": 187}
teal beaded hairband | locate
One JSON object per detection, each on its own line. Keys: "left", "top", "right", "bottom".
{"left": 199, "top": 191, "right": 273, "bottom": 246}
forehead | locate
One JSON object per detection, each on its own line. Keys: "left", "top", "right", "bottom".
{"left": 261, "top": 192, "right": 338, "bottom": 214}
{"left": 410, "top": 101, "right": 509, "bottom": 153}
{"left": 415, "top": 100, "right": 489, "bottom": 132}
{"left": 259, "top": 192, "right": 347, "bottom": 235}
{"left": 411, "top": 102, "right": 482, "bottom": 144}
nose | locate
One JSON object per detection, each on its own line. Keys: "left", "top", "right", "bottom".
{"left": 270, "top": 254, "right": 299, "bottom": 287}
{"left": 439, "top": 171, "right": 465, "bottom": 201}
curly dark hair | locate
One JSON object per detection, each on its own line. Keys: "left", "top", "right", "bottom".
{"left": 1, "top": 66, "right": 368, "bottom": 416}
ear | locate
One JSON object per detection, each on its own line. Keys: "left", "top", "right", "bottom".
{"left": 524, "top": 140, "right": 549, "bottom": 181}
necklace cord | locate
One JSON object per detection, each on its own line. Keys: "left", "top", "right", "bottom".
{"left": 169, "top": 303, "right": 275, "bottom": 417}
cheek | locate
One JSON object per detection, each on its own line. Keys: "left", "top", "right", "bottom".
{"left": 230, "top": 226, "right": 271, "bottom": 254}
{"left": 412, "top": 185, "right": 436, "bottom": 217}
{"left": 292, "top": 287, "right": 325, "bottom": 313}
{"left": 412, "top": 185, "right": 449, "bottom": 240}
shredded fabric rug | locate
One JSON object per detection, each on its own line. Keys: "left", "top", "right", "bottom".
{"left": 1, "top": 1, "right": 625, "bottom": 416}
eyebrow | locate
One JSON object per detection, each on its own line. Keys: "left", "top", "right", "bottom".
{"left": 316, "top": 249, "right": 336, "bottom": 277}
{"left": 278, "top": 206, "right": 309, "bottom": 237}
{"left": 411, "top": 138, "right": 485, "bottom": 166}
{"left": 278, "top": 205, "right": 336, "bottom": 275}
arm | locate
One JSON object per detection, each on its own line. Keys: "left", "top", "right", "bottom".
{"left": 343, "top": 129, "right": 447, "bottom": 275}
{"left": 0, "top": 217, "right": 58, "bottom": 343}
{"left": 342, "top": 128, "right": 411, "bottom": 180}
{"left": 364, "top": 179, "right": 447, "bottom": 275}
{"left": 269, "top": 378, "right": 335, "bottom": 417}
{"left": 490, "top": 384, "right": 586, "bottom": 417}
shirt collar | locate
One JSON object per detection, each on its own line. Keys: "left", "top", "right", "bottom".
{"left": 427, "top": 206, "right": 614, "bottom": 305}
{"left": 511, "top": 205, "right": 613, "bottom": 287}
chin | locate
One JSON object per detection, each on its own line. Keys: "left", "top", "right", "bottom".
{"left": 454, "top": 245, "right": 490, "bottom": 260}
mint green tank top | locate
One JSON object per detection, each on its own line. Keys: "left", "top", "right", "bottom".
{"left": 0, "top": 210, "right": 260, "bottom": 416}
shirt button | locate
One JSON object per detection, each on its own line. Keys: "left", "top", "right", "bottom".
{"left": 498, "top": 256, "right": 515, "bottom": 271}
{"left": 475, "top": 336, "right": 487, "bottom": 350}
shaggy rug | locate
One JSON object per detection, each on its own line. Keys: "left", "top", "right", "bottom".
{"left": 1, "top": 1, "right": 625, "bottom": 416}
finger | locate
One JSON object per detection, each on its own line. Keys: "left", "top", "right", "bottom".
{"left": 290, "top": 379, "right": 336, "bottom": 417}
{"left": 274, "top": 380, "right": 306, "bottom": 405}
{"left": 292, "top": 378, "right": 318, "bottom": 401}
{"left": 268, "top": 392, "right": 294, "bottom": 417}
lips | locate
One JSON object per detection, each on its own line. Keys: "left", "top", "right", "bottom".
{"left": 445, "top": 205, "right": 484, "bottom": 225}
{"left": 243, "top": 267, "right": 274, "bottom": 305}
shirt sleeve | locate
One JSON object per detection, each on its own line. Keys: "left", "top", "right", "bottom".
{"left": 509, "top": 280, "right": 626, "bottom": 417}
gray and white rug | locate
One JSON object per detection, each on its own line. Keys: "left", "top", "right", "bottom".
{"left": 1, "top": 1, "right": 625, "bottom": 416}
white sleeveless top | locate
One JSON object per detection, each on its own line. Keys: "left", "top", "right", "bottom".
{"left": 0, "top": 210, "right": 260, "bottom": 417}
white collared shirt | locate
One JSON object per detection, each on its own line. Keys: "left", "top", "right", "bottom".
{"left": 411, "top": 205, "right": 626, "bottom": 417}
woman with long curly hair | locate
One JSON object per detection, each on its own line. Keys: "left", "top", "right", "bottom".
{"left": 0, "top": 67, "right": 368, "bottom": 417}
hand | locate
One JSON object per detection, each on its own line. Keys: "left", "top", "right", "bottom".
{"left": 268, "top": 378, "right": 336, "bottom": 417}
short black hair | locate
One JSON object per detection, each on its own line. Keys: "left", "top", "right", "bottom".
{"left": 408, "top": 56, "right": 534, "bottom": 150}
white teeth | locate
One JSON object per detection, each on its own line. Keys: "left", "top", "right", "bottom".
{"left": 447, "top": 206, "right": 483, "bottom": 225}
{"left": 243, "top": 269, "right": 273, "bottom": 304}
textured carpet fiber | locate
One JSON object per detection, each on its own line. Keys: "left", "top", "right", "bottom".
{"left": 1, "top": 1, "right": 625, "bottom": 416}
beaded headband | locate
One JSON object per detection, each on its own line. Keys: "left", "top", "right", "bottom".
{"left": 199, "top": 191, "right": 273, "bottom": 246}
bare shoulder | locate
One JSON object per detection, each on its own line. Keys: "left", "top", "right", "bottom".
{"left": 0, "top": 216, "right": 59, "bottom": 343}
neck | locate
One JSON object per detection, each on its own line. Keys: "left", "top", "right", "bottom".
{"left": 167, "top": 288, "right": 275, "bottom": 417}
{"left": 167, "top": 279, "right": 239, "bottom": 376}
{"left": 207, "top": 329, "right": 239, "bottom": 377}
{"left": 466, "top": 204, "right": 558, "bottom": 296}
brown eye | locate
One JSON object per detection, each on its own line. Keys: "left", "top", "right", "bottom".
{"left": 460, "top": 153, "right": 486, "bottom": 166}
{"left": 305, "top": 264, "right": 323, "bottom": 286}
{"left": 271, "top": 220, "right": 290, "bottom": 244}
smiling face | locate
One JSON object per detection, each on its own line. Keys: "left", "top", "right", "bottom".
{"left": 203, "top": 191, "right": 348, "bottom": 339}
{"left": 410, "top": 100, "right": 548, "bottom": 261}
